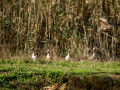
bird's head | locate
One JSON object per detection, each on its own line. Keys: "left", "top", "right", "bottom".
{"left": 99, "top": 18, "right": 107, "bottom": 23}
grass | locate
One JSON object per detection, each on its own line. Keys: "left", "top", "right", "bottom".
{"left": 0, "top": 59, "right": 120, "bottom": 89}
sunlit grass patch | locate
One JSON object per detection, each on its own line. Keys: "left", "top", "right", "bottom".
{"left": 0, "top": 59, "right": 120, "bottom": 89}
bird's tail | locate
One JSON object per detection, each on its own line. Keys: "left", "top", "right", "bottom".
{"left": 108, "top": 23, "right": 120, "bottom": 26}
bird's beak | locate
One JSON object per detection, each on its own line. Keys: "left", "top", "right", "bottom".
{"left": 94, "top": 47, "right": 98, "bottom": 50}
{"left": 98, "top": 19, "right": 101, "bottom": 22}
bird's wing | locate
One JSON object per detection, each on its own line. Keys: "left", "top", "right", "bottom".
{"left": 99, "top": 19, "right": 108, "bottom": 27}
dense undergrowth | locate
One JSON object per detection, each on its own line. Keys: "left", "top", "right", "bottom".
{"left": 0, "top": 59, "right": 120, "bottom": 89}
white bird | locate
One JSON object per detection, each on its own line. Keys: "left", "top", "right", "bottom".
{"left": 89, "top": 47, "right": 98, "bottom": 60}
{"left": 31, "top": 48, "right": 37, "bottom": 61}
{"left": 47, "top": 50, "right": 52, "bottom": 60}
{"left": 65, "top": 49, "right": 71, "bottom": 61}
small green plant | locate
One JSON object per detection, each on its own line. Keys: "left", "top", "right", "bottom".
{"left": 37, "top": 59, "right": 47, "bottom": 64}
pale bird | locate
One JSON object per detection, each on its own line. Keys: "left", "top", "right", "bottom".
{"left": 47, "top": 50, "right": 52, "bottom": 60}
{"left": 89, "top": 47, "right": 98, "bottom": 60}
{"left": 65, "top": 49, "right": 71, "bottom": 61}
{"left": 31, "top": 48, "right": 37, "bottom": 61}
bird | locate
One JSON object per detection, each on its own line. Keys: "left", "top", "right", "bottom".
{"left": 47, "top": 49, "right": 52, "bottom": 60}
{"left": 98, "top": 17, "right": 120, "bottom": 32}
{"left": 89, "top": 47, "right": 98, "bottom": 60}
{"left": 65, "top": 49, "right": 71, "bottom": 61}
{"left": 31, "top": 48, "right": 37, "bottom": 61}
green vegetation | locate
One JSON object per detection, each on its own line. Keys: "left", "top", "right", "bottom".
{"left": 0, "top": 59, "right": 120, "bottom": 89}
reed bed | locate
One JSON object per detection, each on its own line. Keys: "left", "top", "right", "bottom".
{"left": 0, "top": 0, "right": 120, "bottom": 60}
